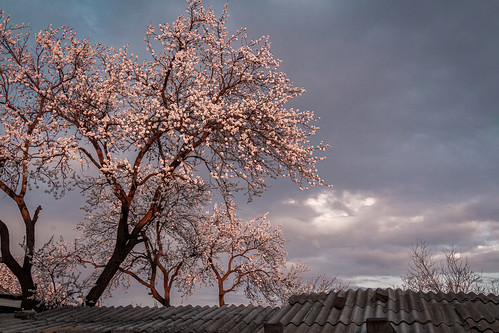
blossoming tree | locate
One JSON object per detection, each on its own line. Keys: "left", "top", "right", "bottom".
{"left": 0, "top": 237, "right": 90, "bottom": 309}
{"left": 79, "top": 191, "right": 339, "bottom": 306}
{"left": 76, "top": 178, "right": 210, "bottom": 307}
{"left": 197, "top": 202, "right": 290, "bottom": 306}
{"left": 1, "top": 0, "right": 328, "bottom": 307}
{"left": 277, "top": 261, "right": 348, "bottom": 304}
{"left": 0, "top": 11, "right": 97, "bottom": 309}
{"left": 55, "top": 0, "right": 327, "bottom": 306}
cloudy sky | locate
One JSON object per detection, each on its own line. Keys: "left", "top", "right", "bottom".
{"left": 2, "top": 0, "right": 499, "bottom": 306}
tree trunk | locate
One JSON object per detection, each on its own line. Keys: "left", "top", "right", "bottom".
{"left": 19, "top": 271, "right": 37, "bottom": 310}
{"left": 152, "top": 292, "right": 170, "bottom": 307}
{"left": 149, "top": 284, "right": 170, "bottom": 307}
{"left": 85, "top": 200, "right": 139, "bottom": 306}
{"left": 0, "top": 220, "right": 36, "bottom": 310}
{"left": 161, "top": 286, "right": 171, "bottom": 307}
{"left": 219, "top": 292, "right": 225, "bottom": 306}
{"left": 85, "top": 238, "right": 138, "bottom": 306}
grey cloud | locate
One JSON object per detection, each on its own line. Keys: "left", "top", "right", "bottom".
{"left": 271, "top": 188, "right": 499, "bottom": 283}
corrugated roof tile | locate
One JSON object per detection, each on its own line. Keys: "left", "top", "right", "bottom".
{"left": 243, "top": 305, "right": 275, "bottom": 324}
{"left": 455, "top": 301, "right": 499, "bottom": 323}
{"left": 289, "top": 300, "right": 313, "bottom": 326}
{"left": 274, "top": 288, "right": 499, "bottom": 332}
{"left": 1, "top": 288, "right": 498, "bottom": 332}
{"left": 274, "top": 303, "right": 301, "bottom": 325}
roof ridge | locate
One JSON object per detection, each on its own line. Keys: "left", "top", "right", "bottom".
{"left": 288, "top": 288, "right": 499, "bottom": 306}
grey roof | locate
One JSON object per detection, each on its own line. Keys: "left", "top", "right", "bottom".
{"left": 0, "top": 288, "right": 22, "bottom": 313}
{"left": 268, "top": 288, "right": 499, "bottom": 333}
{"left": 0, "top": 304, "right": 279, "bottom": 333}
{"left": 0, "top": 288, "right": 498, "bottom": 333}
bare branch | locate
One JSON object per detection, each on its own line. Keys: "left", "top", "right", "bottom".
{"left": 401, "top": 240, "right": 483, "bottom": 294}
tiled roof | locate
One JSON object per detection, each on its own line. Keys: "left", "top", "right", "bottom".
{"left": 0, "top": 303, "right": 279, "bottom": 333}
{"left": 267, "top": 288, "right": 499, "bottom": 333}
{"left": 0, "top": 288, "right": 498, "bottom": 333}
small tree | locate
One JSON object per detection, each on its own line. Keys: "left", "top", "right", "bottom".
{"left": 77, "top": 179, "right": 209, "bottom": 306}
{"left": 401, "top": 240, "right": 482, "bottom": 293}
{"left": 118, "top": 231, "right": 201, "bottom": 307}
{"left": 32, "top": 237, "right": 90, "bottom": 309}
{"left": 196, "top": 202, "right": 290, "bottom": 306}
{"left": 277, "top": 261, "right": 347, "bottom": 304}
{"left": 0, "top": 237, "right": 89, "bottom": 308}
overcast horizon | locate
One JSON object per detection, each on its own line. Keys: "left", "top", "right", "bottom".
{"left": 1, "top": 0, "right": 499, "bottom": 307}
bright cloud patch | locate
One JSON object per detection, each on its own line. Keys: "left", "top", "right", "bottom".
{"left": 303, "top": 191, "right": 377, "bottom": 232}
